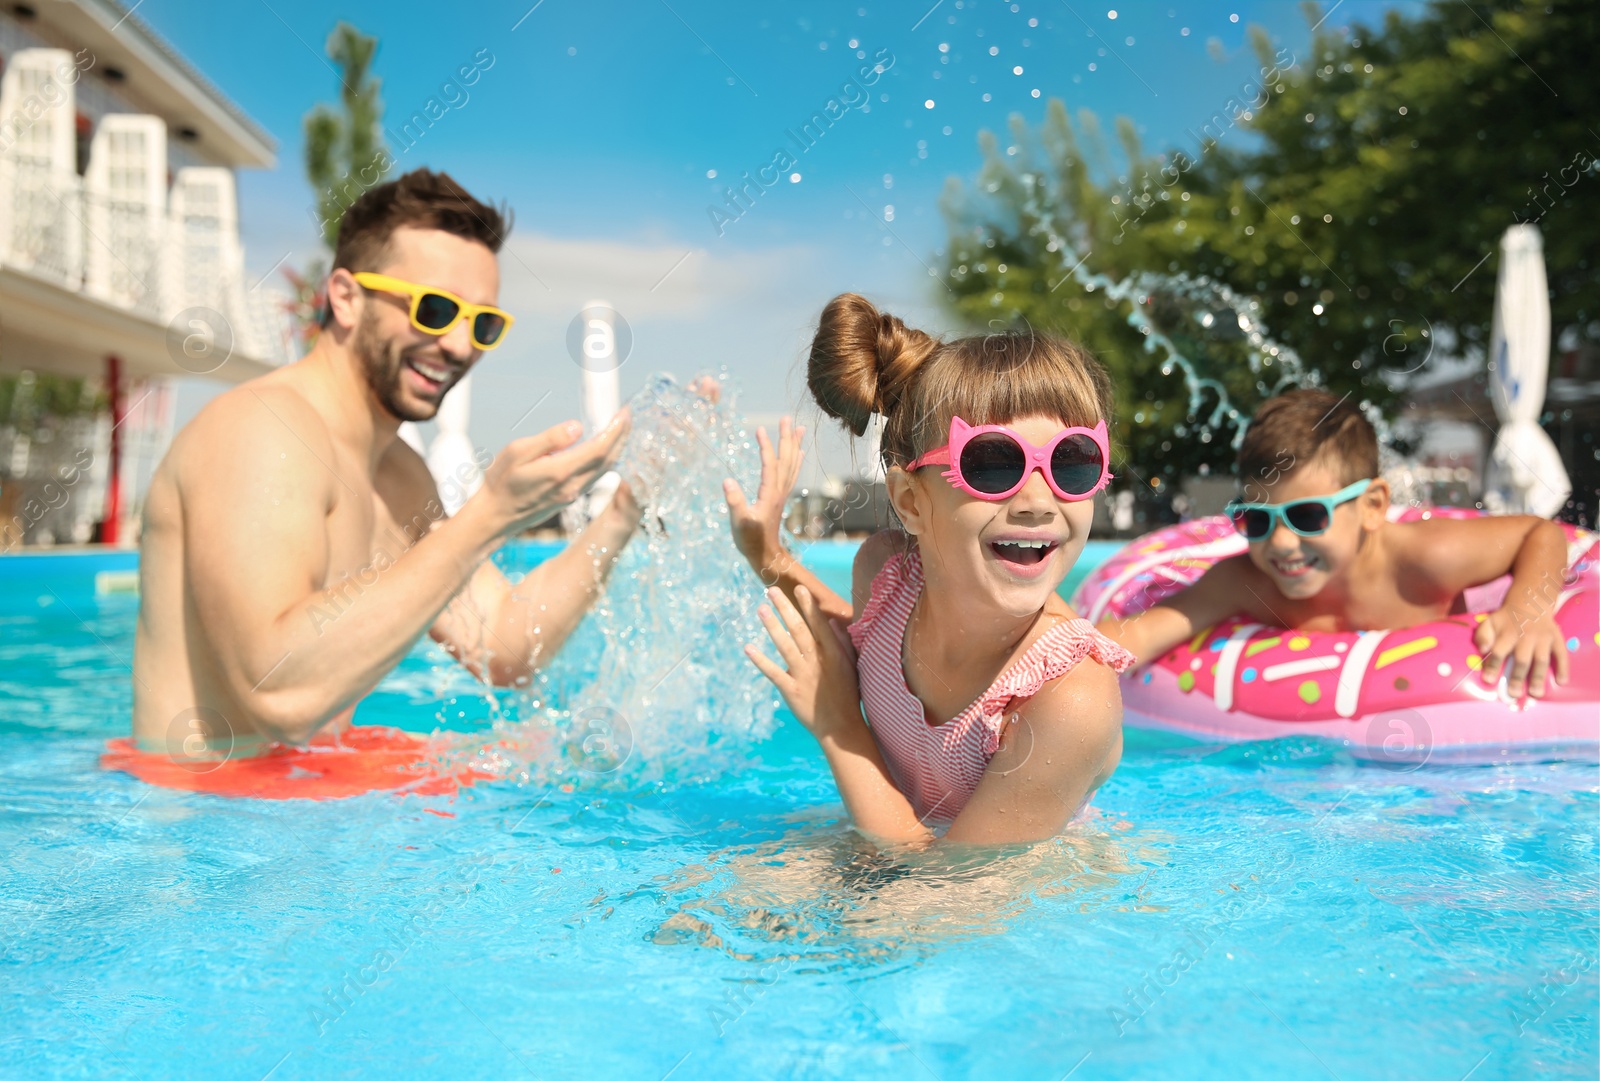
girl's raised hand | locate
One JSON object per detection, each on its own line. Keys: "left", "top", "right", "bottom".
{"left": 723, "top": 418, "right": 805, "bottom": 579}
{"left": 745, "top": 584, "right": 861, "bottom": 741}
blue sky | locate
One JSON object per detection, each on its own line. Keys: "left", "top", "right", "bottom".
{"left": 144, "top": 0, "right": 1419, "bottom": 480}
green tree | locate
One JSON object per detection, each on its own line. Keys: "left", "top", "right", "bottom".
{"left": 938, "top": 101, "right": 1297, "bottom": 495}
{"left": 304, "top": 22, "right": 390, "bottom": 248}
{"left": 0, "top": 371, "right": 104, "bottom": 434}
{"left": 938, "top": 0, "right": 1598, "bottom": 494}
{"left": 284, "top": 23, "right": 390, "bottom": 346}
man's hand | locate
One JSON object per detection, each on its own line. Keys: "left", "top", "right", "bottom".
{"left": 723, "top": 417, "right": 805, "bottom": 581}
{"left": 686, "top": 375, "right": 722, "bottom": 404}
{"left": 474, "top": 412, "right": 630, "bottom": 535}
{"left": 1474, "top": 605, "right": 1571, "bottom": 700}
{"left": 607, "top": 476, "right": 643, "bottom": 529}
{"left": 745, "top": 585, "right": 862, "bottom": 741}
{"left": 600, "top": 377, "right": 720, "bottom": 533}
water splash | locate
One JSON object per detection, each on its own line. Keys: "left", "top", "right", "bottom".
{"left": 965, "top": 166, "right": 1429, "bottom": 497}
{"left": 493, "top": 374, "right": 778, "bottom": 784}
{"left": 637, "top": 816, "right": 1163, "bottom": 966}
{"left": 1000, "top": 178, "right": 1324, "bottom": 446}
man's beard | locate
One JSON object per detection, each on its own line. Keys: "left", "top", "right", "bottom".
{"left": 351, "top": 309, "right": 462, "bottom": 423}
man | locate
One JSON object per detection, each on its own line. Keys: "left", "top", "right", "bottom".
{"left": 133, "top": 169, "right": 641, "bottom": 751}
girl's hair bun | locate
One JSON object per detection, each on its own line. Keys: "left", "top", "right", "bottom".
{"left": 807, "top": 293, "right": 940, "bottom": 436}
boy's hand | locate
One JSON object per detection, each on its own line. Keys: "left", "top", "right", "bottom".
{"left": 745, "top": 585, "right": 862, "bottom": 740}
{"left": 723, "top": 417, "right": 805, "bottom": 580}
{"left": 1474, "top": 606, "right": 1570, "bottom": 700}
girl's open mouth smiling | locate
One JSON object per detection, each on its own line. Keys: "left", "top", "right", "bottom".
{"left": 989, "top": 539, "right": 1058, "bottom": 571}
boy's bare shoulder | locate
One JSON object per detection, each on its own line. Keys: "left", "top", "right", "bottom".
{"left": 1199, "top": 553, "right": 1292, "bottom": 622}
{"left": 1383, "top": 511, "right": 1546, "bottom": 594}
{"left": 1380, "top": 514, "right": 1435, "bottom": 563}
{"left": 1383, "top": 511, "right": 1508, "bottom": 552}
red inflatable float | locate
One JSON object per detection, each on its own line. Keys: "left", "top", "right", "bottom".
{"left": 101, "top": 724, "right": 493, "bottom": 800}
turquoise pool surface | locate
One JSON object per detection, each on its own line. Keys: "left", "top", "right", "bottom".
{"left": 1, "top": 540, "right": 1596, "bottom": 1079}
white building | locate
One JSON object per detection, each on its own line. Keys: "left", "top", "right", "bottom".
{"left": 0, "top": 0, "right": 292, "bottom": 546}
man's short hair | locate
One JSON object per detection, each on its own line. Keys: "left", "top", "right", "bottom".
{"left": 330, "top": 167, "right": 511, "bottom": 279}
{"left": 1237, "top": 388, "right": 1378, "bottom": 488}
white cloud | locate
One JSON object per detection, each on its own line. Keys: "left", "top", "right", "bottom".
{"left": 464, "top": 232, "right": 828, "bottom": 461}
{"left": 460, "top": 230, "right": 953, "bottom": 490}
{"left": 496, "top": 232, "right": 807, "bottom": 320}
{"left": 209, "top": 225, "right": 953, "bottom": 493}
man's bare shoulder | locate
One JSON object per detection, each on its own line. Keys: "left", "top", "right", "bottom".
{"left": 375, "top": 434, "right": 442, "bottom": 518}
{"left": 167, "top": 373, "right": 336, "bottom": 496}
{"left": 179, "top": 374, "right": 330, "bottom": 455}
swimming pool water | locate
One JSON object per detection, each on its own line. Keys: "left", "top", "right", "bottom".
{"left": 1, "top": 544, "right": 1596, "bottom": 1080}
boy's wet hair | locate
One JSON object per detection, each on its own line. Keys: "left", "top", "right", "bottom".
{"left": 1238, "top": 389, "right": 1378, "bottom": 487}
{"left": 806, "top": 293, "right": 1112, "bottom": 469}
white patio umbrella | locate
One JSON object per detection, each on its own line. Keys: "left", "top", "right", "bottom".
{"left": 573, "top": 300, "right": 621, "bottom": 525}
{"left": 426, "top": 373, "right": 482, "bottom": 516}
{"left": 1484, "top": 224, "right": 1570, "bottom": 518}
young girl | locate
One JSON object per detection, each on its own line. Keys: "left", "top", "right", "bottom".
{"left": 725, "top": 294, "right": 1134, "bottom": 845}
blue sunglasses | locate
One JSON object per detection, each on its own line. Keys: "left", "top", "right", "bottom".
{"left": 1226, "top": 479, "right": 1372, "bottom": 540}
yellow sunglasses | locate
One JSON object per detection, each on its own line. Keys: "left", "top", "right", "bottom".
{"left": 352, "top": 272, "right": 515, "bottom": 350}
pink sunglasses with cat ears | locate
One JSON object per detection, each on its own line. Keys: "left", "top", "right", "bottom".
{"left": 907, "top": 417, "right": 1113, "bottom": 502}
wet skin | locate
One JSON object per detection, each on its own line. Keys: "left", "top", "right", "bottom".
{"left": 735, "top": 413, "right": 1125, "bottom": 847}
{"left": 1099, "top": 457, "right": 1572, "bottom": 700}
{"left": 132, "top": 226, "right": 640, "bottom": 751}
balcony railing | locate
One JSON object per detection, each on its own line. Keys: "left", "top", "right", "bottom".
{"left": 0, "top": 156, "right": 296, "bottom": 367}
{"left": 0, "top": 45, "right": 294, "bottom": 368}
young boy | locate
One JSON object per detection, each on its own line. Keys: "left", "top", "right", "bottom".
{"left": 1098, "top": 390, "right": 1572, "bottom": 701}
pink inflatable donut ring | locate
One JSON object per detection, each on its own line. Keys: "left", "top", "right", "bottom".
{"left": 1073, "top": 508, "right": 1600, "bottom": 764}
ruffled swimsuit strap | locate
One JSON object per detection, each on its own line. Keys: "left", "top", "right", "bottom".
{"left": 969, "top": 617, "right": 1138, "bottom": 755}
{"left": 849, "top": 545, "right": 922, "bottom": 650}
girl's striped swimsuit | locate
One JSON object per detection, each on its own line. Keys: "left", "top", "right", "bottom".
{"left": 849, "top": 546, "right": 1135, "bottom": 823}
